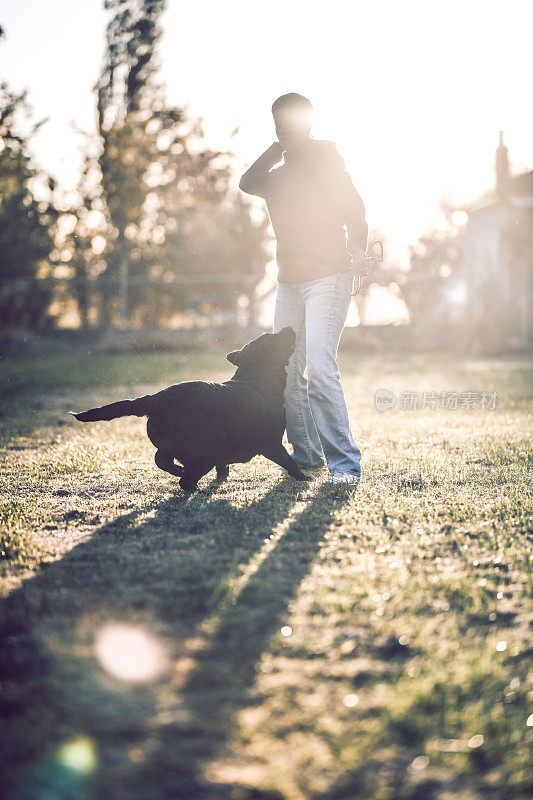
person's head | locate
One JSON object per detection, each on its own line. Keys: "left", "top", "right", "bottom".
{"left": 271, "top": 93, "right": 313, "bottom": 150}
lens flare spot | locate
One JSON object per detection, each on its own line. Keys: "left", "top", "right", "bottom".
{"left": 57, "top": 737, "right": 97, "bottom": 774}
{"left": 95, "top": 623, "right": 168, "bottom": 683}
{"left": 408, "top": 755, "right": 429, "bottom": 773}
{"left": 128, "top": 747, "right": 146, "bottom": 763}
{"left": 343, "top": 693, "right": 359, "bottom": 707}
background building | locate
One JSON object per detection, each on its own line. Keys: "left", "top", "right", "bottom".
{"left": 458, "top": 133, "right": 533, "bottom": 348}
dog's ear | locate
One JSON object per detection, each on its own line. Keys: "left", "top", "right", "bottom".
{"left": 226, "top": 350, "right": 242, "bottom": 366}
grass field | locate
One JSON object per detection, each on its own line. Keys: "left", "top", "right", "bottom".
{"left": 0, "top": 347, "right": 532, "bottom": 800}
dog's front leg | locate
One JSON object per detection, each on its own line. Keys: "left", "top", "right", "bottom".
{"left": 262, "top": 445, "right": 310, "bottom": 481}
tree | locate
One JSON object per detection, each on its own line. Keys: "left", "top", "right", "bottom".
{"left": 53, "top": 134, "right": 110, "bottom": 328}
{"left": 403, "top": 222, "right": 464, "bottom": 329}
{"left": 93, "top": 0, "right": 269, "bottom": 328}
{"left": 93, "top": 0, "right": 166, "bottom": 325}
{"left": 0, "top": 82, "right": 58, "bottom": 327}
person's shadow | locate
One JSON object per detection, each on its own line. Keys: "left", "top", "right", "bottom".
{"left": 0, "top": 474, "right": 354, "bottom": 799}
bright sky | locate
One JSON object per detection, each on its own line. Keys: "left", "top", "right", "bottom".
{"left": 1, "top": 0, "right": 532, "bottom": 265}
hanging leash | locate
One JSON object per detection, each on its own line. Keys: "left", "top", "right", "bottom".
{"left": 345, "top": 240, "right": 384, "bottom": 296}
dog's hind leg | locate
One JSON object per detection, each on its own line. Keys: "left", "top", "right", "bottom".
{"left": 215, "top": 464, "right": 230, "bottom": 482}
{"left": 179, "top": 460, "right": 216, "bottom": 492}
{"left": 154, "top": 450, "right": 183, "bottom": 477}
{"left": 179, "top": 471, "right": 206, "bottom": 492}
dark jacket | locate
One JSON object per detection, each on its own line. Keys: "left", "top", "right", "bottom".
{"left": 239, "top": 138, "right": 368, "bottom": 283}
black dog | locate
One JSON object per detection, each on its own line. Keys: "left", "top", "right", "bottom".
{"left": 71, "top": 327, "right": 309, "bottom": 491}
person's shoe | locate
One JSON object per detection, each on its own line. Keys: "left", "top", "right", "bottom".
{"left": 328, "top": 471, "right": 361, "bottom": 485}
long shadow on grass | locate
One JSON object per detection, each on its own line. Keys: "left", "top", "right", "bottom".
{"left": 0, "top": 475, "right": 352, "bottom": 799}
{"left": 121, "top": 482, "right": 351, "bottom": 799}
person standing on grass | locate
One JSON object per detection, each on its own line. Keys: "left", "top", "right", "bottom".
{"left": 239, "top": 92, "right": 368, "bottom": 484}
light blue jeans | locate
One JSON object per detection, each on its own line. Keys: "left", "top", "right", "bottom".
{"left": 273, "top": 272, "right": 362, "bottom": 475}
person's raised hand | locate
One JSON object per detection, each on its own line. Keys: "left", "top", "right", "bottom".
{"left": 270, "top": 140, "right": 285, "bottom": 159}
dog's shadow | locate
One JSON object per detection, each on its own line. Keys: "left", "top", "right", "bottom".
{"left": 1, "top": 474, "right": 355, "bottom": 799}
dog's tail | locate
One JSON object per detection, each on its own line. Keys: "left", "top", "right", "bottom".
{"left": 70, "top": 394, "right": 152, "bottom": 422}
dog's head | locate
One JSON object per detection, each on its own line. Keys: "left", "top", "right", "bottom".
{"left": 226, "top": 327, "right": 296, "bottom": 369}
